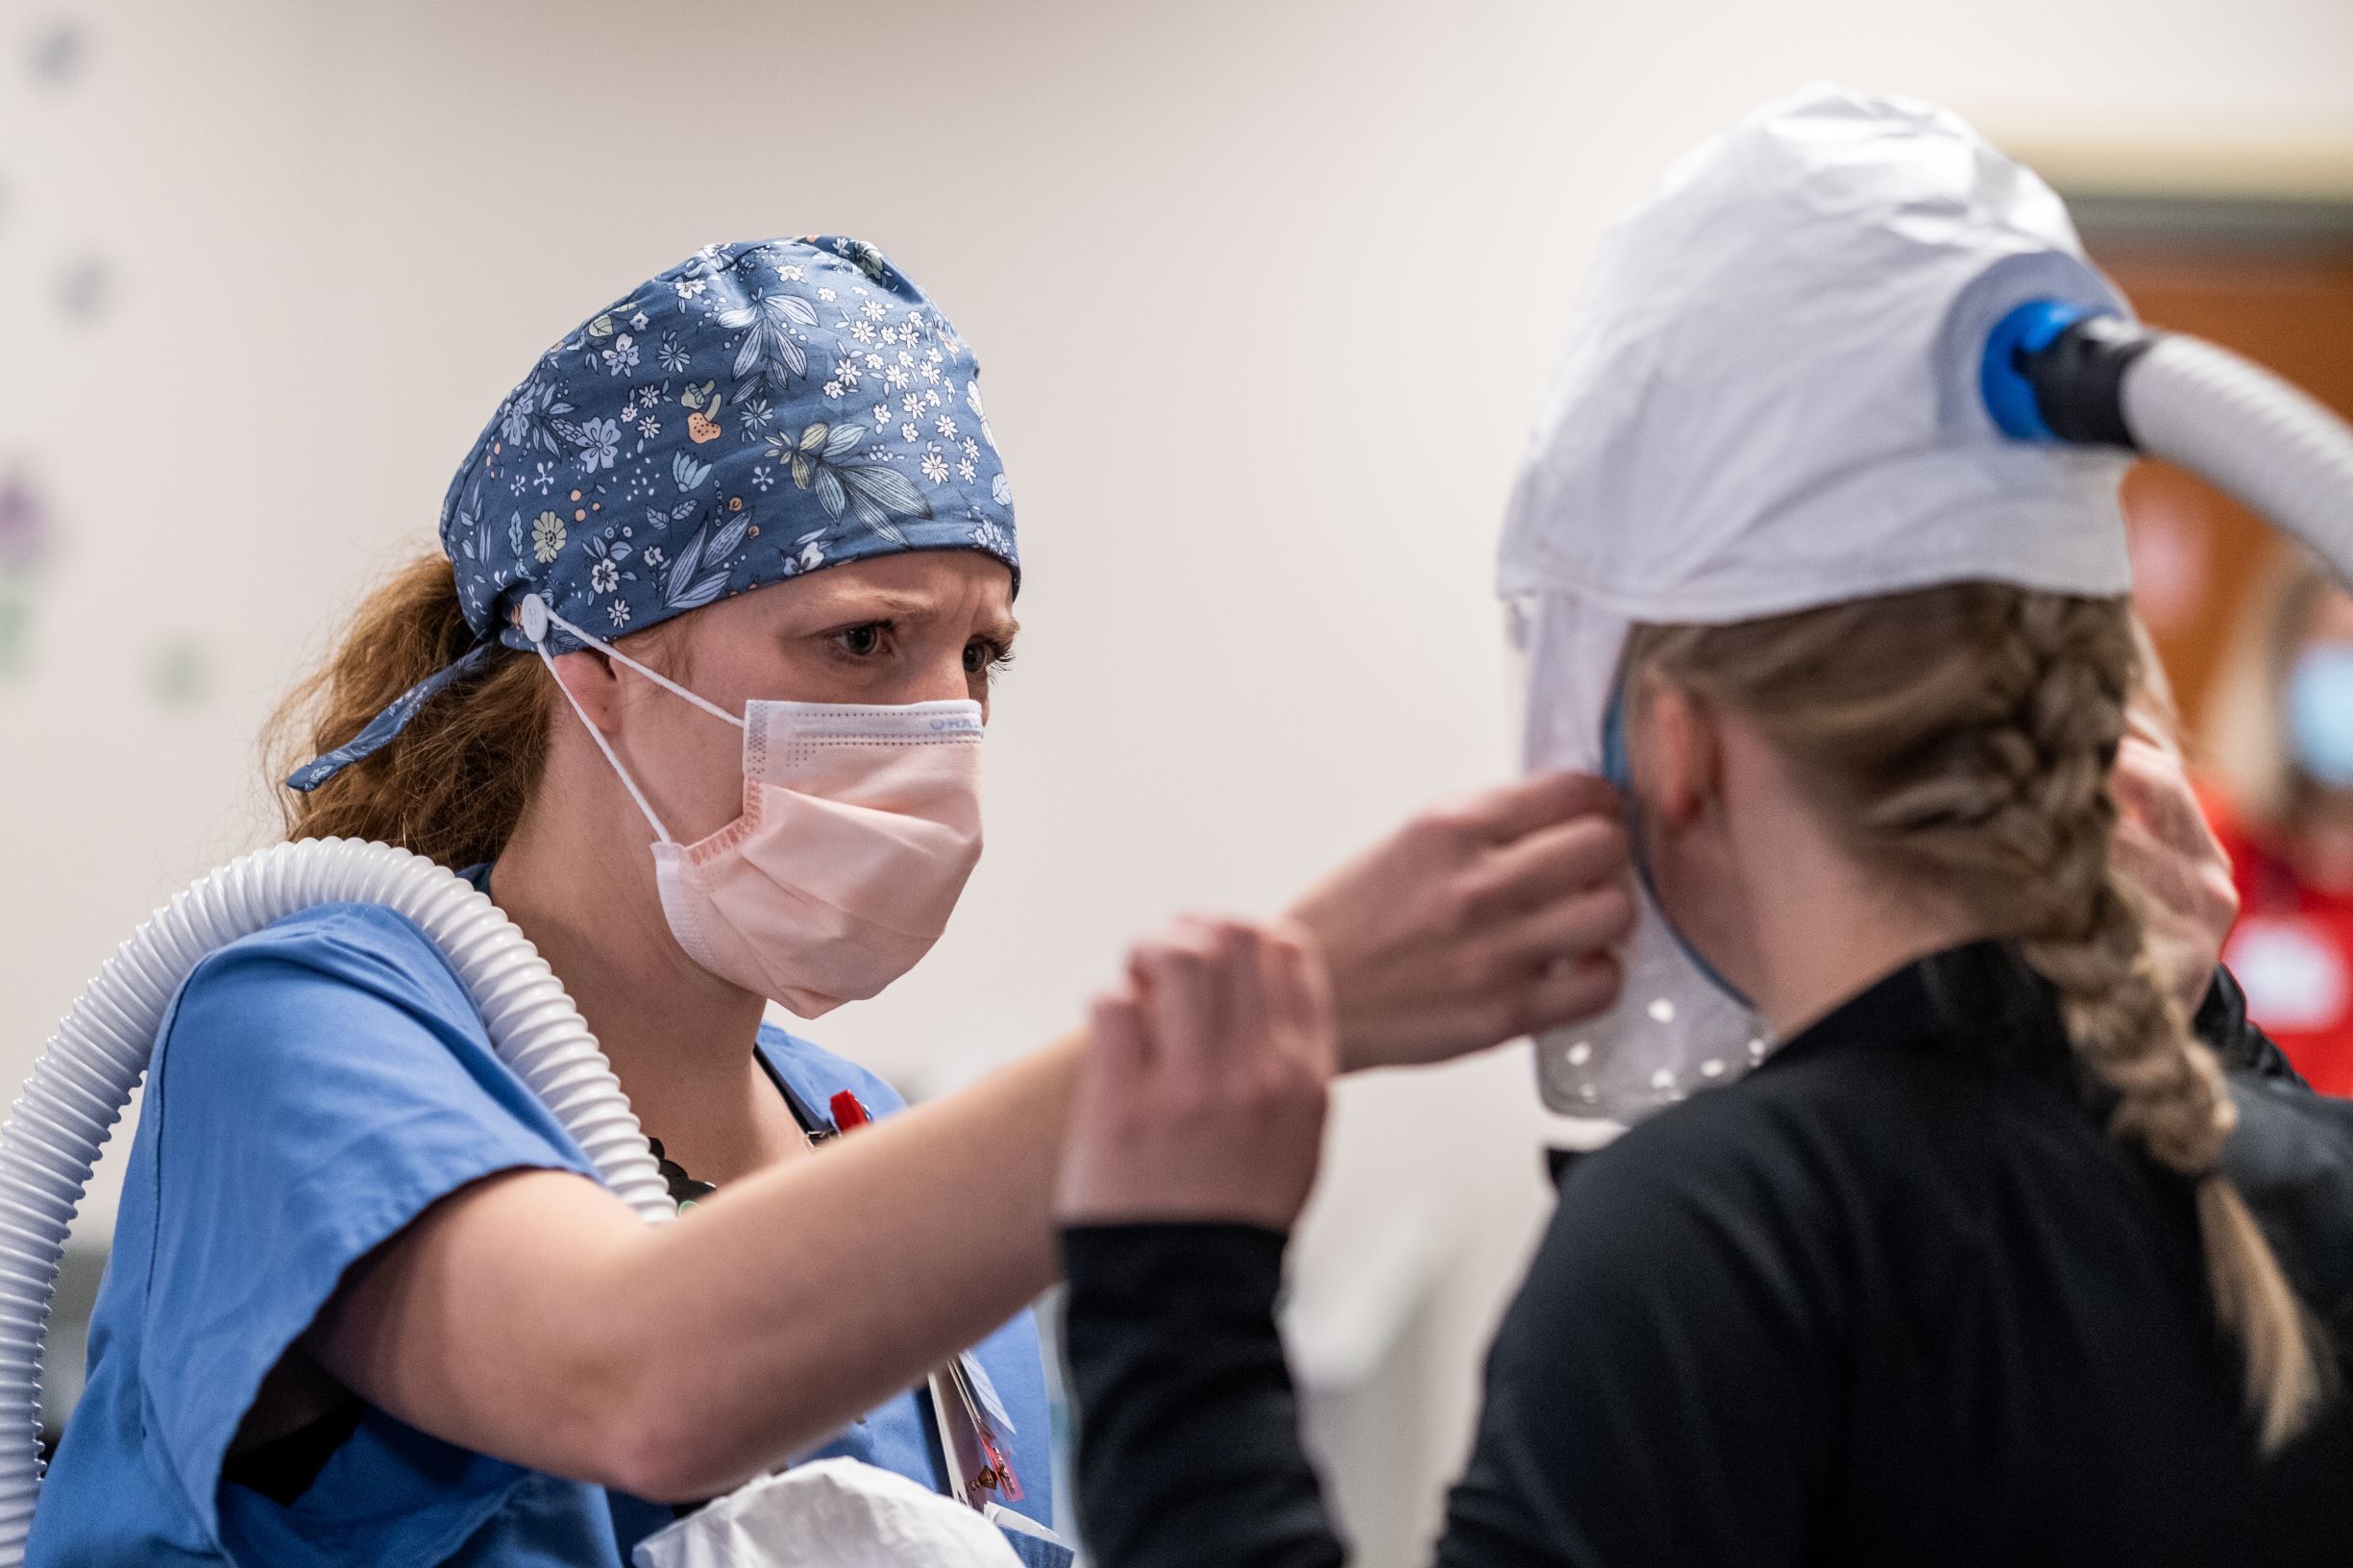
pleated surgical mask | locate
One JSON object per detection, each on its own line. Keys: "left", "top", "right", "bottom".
{"left": 521, "top": 594, "right": 984, "bottom": 1017}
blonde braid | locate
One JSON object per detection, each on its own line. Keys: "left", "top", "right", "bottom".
{"left": 1632, "top": 583, "right": 2329, "bottom": 1450}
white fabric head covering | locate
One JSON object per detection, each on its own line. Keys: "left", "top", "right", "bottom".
{"left": 1502, "top": 84, "right": 2137, "bottom": 1119}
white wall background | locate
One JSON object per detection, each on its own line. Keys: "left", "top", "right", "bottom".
{"left": 3, "top": 0, "right": 2349, "bottom": 1557}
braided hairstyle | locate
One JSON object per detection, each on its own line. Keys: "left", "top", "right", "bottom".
{"left": 1626, "top": 582, "right": 2328, "bottom": 1450}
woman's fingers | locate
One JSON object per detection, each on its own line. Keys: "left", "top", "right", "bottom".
{"left": 1252, "top": 922, "right": 1338, "bottom": 1097}
{"left": 1089, "top": 989, "right": 1152, "bottom": 1081}
{"left": 1287, "top": 771, "right": 1633, "bottom": 1071}
{"left": 2109, "top": 734, "right": 2237, "bottom": 1016}
{"left": 2113, "top": 736, "right": 2218, "bottom": 859}
{"left": 1507, "top": 950, "right": 1625, "bottom": 1041}
{"left": 1455, "top": 812, "right": 1630, "bottom": 927}
{"left": 1057, "top": 988, "right": 1155, "bottom": 1224}
{"left": 1218, "top": 924, "right": 1274, "bottom": 1075}
{"left": 1407, "top": 949, "right": 1624, "bottom": 1055}
{"left": 1479, "top": 878, "right": 1637, "bottom": 985}
{"left": 2124, "top": 704, "right": 2178, "bottom": 758}
{"left": 1452, "top": 771, "right": 1625, "bottom": 845}
{"left": 1136, "top": 921, "right": 1226, "bottom": 1073}
{"left": 1262, "top": 920, "right": 1336, "bottom": 1067}
{"left": 1057, "top": 918, "right": 1335, "bottom": 1232}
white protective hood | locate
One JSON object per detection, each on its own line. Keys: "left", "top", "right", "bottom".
{"left": 1502, "top": 84, "right": 2137, "bottom": 1119}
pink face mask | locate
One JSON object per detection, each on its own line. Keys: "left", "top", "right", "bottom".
{"left": 520, "top": 595, "right": 984, "bottom": 1017}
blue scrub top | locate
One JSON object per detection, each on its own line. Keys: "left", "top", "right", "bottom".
{"left": 26, "top": 899, "right": 1064, "bottom": 1566}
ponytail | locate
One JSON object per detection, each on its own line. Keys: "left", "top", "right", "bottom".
{"left": 261, "top": 553, "right": 551, "bottom": 870}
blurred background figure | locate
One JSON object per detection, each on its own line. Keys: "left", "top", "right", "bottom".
{"left": 2096, "top": 215, "right": 2353, "bottom": 1096}
{"left": 2200, "top": 554, "right": 2353, "bottom": 1092}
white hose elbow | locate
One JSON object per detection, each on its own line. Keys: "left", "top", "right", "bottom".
{"left": 2121, "top": 333, "right": 2353, "bottom": 580}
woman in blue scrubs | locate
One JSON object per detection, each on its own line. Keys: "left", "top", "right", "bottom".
{"left": 25, "top": 237, "right": 1638, "bottom": 1565}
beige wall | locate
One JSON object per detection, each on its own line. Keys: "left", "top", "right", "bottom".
{"left": 4, "top": 0, "right": 2350, "bottom": 1556}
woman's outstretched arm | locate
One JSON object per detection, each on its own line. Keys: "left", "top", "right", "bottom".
{"left": 1052, "top": 922, "right": 1842, "bottom": 1568}
{"left": 307, "top": 772, "right": 1631, "bottom": 1502}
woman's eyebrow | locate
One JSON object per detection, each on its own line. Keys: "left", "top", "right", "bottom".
{"left": 808, "top": 590, "right": 938, "bottom": 621}
{"left": 795, "top": 593, "right": 1020, "bottom": 644}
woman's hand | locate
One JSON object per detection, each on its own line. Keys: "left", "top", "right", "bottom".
{"left": 1287, "top": 772, "right": 1633, "bottom": 1071}
{"left": 1056, "top": 919, "right": 1336, "bottom": 1232}
{"left": 2112, "top": 717, "right": 2240, "bottom": 1017}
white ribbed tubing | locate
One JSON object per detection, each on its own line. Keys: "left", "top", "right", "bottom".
{"left": 2123, "top": 332, "right": 2353, "bottom": 580}
{"left": 0, "top": 838, "right": 671, "bottom": 1562}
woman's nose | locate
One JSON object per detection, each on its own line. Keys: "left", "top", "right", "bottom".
{"left": 911, "top": 653, "right": 980, "bottom": 706}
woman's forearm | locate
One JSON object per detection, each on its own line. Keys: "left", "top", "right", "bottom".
{"left": 1063, "top": 1224, "right": 1346, "bottom": 1568}
{"left": 320, "top": 774, "right": 1636, "bottom": 1496}
{"left": 614, "top": 1031, "right": 1085, "bottom": 1495}
{"left": 317, "top": 1035, "right": 1083, "bottom": 1500}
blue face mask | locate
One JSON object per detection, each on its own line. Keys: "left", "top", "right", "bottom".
{"left": 2287, "top": 644, "right": 2353, "bottom": 789}
{"left": 1602, "top": 685, "right": 1755, "bottom": 1009}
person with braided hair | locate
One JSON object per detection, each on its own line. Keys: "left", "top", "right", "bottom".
{"left": 1047, "top": 90, "right": 2353, "bottom": 1568}
{"left": 2201, "top": 551, "right": 2353, "bottom": 1094}
{"left": 1052, "top": 583, "right": 2353, "bottom": 1568}
{"left": 1608, "top": 584, "right": 2333, "bottom": 1457}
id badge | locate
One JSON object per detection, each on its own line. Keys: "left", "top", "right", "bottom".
{"left": 926, "top": 1353, "right": 1023, "bottom": 1508}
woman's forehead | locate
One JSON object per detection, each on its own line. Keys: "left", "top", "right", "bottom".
{"left": 730, "top": 552, "right": 1017, "bottom": 630}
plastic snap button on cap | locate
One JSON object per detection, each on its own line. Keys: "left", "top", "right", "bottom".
{"left": 518, "top": 594, "right": 551, "bottom": 645}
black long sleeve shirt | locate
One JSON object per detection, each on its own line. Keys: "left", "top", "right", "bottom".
{"left": 1064, "top": 950, "right": 2353, "bottom": 1568}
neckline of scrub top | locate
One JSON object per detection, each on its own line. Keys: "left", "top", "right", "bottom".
{"left": 458, "top": 860, "right": 836, "bottom": 1146}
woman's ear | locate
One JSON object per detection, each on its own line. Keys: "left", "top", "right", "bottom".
{"left": 1641, "top": 677, "right": 1721, "bottom": 828}
{"left": 549, "top": 649, "right": 625, "bottom": 735}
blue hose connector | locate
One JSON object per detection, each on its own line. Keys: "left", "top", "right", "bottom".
{"left": 1979, "top": 299, "right": 2093, "bottom": 442}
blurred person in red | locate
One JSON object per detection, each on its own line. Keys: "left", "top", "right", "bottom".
{"left": 2200, "top": 551, "right": 2353, "bottom": 1094}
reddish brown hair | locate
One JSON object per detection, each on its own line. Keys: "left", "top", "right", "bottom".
{"left": 262, "top": 553, "right": 552, "bottom": 870}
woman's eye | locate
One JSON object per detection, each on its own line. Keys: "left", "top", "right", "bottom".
{"left": 837, "top": 625, "right": 886, "bottom": 657}
{"left": 965, "top": 640, "right": 1015, "bottom": 677}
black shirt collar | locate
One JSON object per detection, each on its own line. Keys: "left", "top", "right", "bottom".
{"left": 1762, "top": 939, "right": 2079, "bottom": 1085}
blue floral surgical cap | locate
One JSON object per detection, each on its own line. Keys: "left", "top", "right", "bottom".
{"left": 289, "top": 235, "right": 1018, "bottom": 791}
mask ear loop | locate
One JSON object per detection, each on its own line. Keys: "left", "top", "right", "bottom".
{"left": 1602, "top": 682, "right": 1757, "bottom": 1011}
{"left": 527, "top": 596, "right": 746, "bottom": 730}
{"left": 518, "top": 593, "right": 744, "bottom": 845}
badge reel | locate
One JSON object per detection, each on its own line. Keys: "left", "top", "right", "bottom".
{"left": 927, "top": 1350, "right": 1024, "bottom": 1510}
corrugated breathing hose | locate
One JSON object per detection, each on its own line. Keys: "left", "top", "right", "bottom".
{"left": 0, "top": 838, "right": 670, "bottom": 1562}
